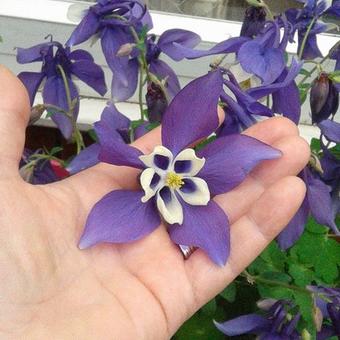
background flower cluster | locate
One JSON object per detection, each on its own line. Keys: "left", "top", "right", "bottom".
{"left": 9, "top": 0, "right": 340, "bottom": 338}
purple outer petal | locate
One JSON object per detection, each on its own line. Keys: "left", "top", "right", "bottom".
{"left": 95, "top": 106, "right": 144, "bottom": 169}
{"left": 79, "top": 190, "right": 161, "bottom": 248}
{"left": 71, "top": 60, "right": 107, "bottom": 96}
{"left": 66, "top": 9, "right": 100, "bottom": 46}
{"left": 299, "top": 32, "right": 322, "bottom": 60}
{"left": 157, "top": 29, "right": 201, "bottom": 61}
{"left": 176, "top": 36, "right": 249, "bottom": 60}
{"left": 111, "top": 58, "right": 139, "bottom": 102}
{"left": 247, "top": 59, "right": 303, "bottom": 100}
{"left": 319, "top": 120, "right": 340, "bottom": 143}
{"left": 169, "top": 200, "right": 230, "bottom": 266}
{"left": 161, "top": 70, "right": 223, "bottom": 155}
{"left": 42, "top": 76, "right": 79, "bottom": 139}
{"left": 197, "top": 134, "right": 282, "bottom": 196}
{"left": 18, "top": 72, "right": 45, "bottom": 106}
{"left": 16, "top": 43, "right": 50, "bottom": 63}
{"left": 69, "top": 49, "right": 94, "bottom": 61}
{"left": 149, "top": 60, "right": 181, "bottom": 99}
{"left": 67, "top": 143, "right": 101, "bottom": 174}
{"left": 305, "top": 168, "right": 339, "bottom": 234}
{"left": 238, "top": 40, "right": 285, "bottom": 84}
{"left": 272, "top": 69, "right": 301, "bottom": 124}
{"left": 214, "top": 314, "right": 271, "bottom": 336}
{"left": 277, "top": 196, "right": 309, "bottom": 250}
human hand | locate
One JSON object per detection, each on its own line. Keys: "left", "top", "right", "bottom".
{"left": 0, "top": 66, "right": 310, "bottom": 339}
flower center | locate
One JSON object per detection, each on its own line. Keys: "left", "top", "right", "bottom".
{"left": 166, "top": 172, "right": 184, "bottom": 189}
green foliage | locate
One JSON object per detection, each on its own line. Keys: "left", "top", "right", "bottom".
{"left": 299, "top": 83, "right": 311, "bottom": 105}
{"left": 219, "top": 283, "right": 237, "bottom": 303}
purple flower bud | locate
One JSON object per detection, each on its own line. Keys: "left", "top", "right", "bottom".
{"left": 29, "top": 104, "right": 46, "bottom": 125}
{"left": 240, "top": 6, "right": 267, "bottom": 38}
{"left": 310, "top": 72, "right": 339, "bottom": 124}
{"left": 145, "top": 82, "right": 168, "bottom": 123}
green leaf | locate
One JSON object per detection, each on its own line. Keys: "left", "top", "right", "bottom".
{"left": 306, "top": 219, "right": 328, "bottom": 234}
{"left": 49, "top": 146, "right": 63, "bottom": 155}
{"left": 219, "top": 283, "right": 236, "bottom": 303}
{"left": 314, "top": 246, "right": 339, "bottom": 283}
{"left": 293, "top": 291, "right": 316, "bottom": 336}
{"left": 261, "top": 271, "right": 292, "bottom": 283}
{"left": 201, "top": 298, "right": 217, "bottom": 316}
{"left": 310, "top": 138, "right": 321, "bottom": 153}
{"left": 288, "top": 263, "right": 315, "bottom": 287}
{"left": 130, "top": 119, "right": 145, "bottom": 129}
{"left": 146, "top": 122, "right": 160, "bottom": 131}
{"left": 299, "top": 68, "right": 311, "bottom": 76}
{"left": 257, "top": 284, "right": 293, "bottom": 300}
{"left": 87, "top": 129, "right": 98, "bottom": 142}
{"left": 329, "top": 70, "right": 340, "bottom": 83}
{"left": 246, "top": 0, "right": 264, "bottom": 7}
{"left": 260, "top": 242, "right": 287, "bottom": 271}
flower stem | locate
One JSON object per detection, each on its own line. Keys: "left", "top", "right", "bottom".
{"left": 260, "top": 1, "right": 274, "bottom": 21}
{"left": 298, "top": 17, "right": 317, "bottom": 60}
{"left": 242, "top": 271, "right": 311, "bottom": 295}
{"left": 56, "top": 64, "right": 84, "bottom": 153}
{"left": 138, "top": 65, "right": 145, "bottom": 120}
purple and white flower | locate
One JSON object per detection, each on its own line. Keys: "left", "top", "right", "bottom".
{"left": 78, "top": 70, "right": 281, "bottom": 266}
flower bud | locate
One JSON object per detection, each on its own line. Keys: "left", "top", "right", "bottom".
{"left": 310, "top": 72, "right": 339, "bottom": 124}
{"left": 29, "top": 104, "right": 46, "bottom": 125}
{"left": 145, "top": 82, "right": 168, "bottom": 123}
{"left": 116, "top": 43, "right": 135, "bottom": 57}
{"left": 240, "top": 6, "right": 267, "bottom": 38}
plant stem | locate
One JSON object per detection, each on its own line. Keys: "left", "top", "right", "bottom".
{"left": 56, "top": 64, "right": 84, "bottom": 153}
{"left": 138, "top": 66, "right": 145, "bottom": 120}
{"left": 298, "top": 17, "right": 317, "bottom": 60}
{"left": 242, "top": 271, "right": 311, "bottom": 295}
{"left": 260, "top": 1, "right": 274, "bottom": 21}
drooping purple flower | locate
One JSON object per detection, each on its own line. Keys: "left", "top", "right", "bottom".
{"left": 78, "top": 71, "right": 281, "bottom": 265}
{"left": 219, "top": 59, "right": 302, "bottom": 135}
{"left": 277, "top": 165, "right": 339, "bottom": 249}
{"left": 240, "top": 6, "right": 267, "bottom": 38}
{"left": 310, "top": 72, "right": 339, "bottom": 124}
{"left": 308, "top": 286, "right": 340, "bottom": 339}
{"left": 19, "top": 149, "right": 65, "bottom": 185}
{"left": 67, "top": 103, "right": 131, "bottom": 174}
{"left": 214, "top": 300, "right": 301, "bottom": 339}
{"left": 67, "top": 0, "right": 152, "bottom": 102}
{"left": 238, "top": 17, "right": 291, "bottom": 84}
{"left": 17, "top": 41, "right": 106, "bottom": 139}
{"left": 286, "top": 0, "right": 336, "bottom": 59}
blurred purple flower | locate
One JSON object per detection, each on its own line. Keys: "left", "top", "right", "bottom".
{"left": 240, "top": 6, "right": 267, "bottom": 38}
{"left": 287, "top": 0, "right": 338, "bottom": 59}
{"left": 219, "top": 59, "right": 302, "bottom": 135}
{"left": 20, "top": 149, "right": 63, "bottom": 185}
{"left": 145, "top": 81, "right": 168, "bottom": 123}
{"left": 238, "top": 17, "right": 292, "bottom": 84}
{"left": 215, "top": 300, "right": 301, "bottom": 339}
{"left": 310, "top": 72, "right": 339, "bottom": 124}
{"left": 67, "top": 0, "right": 152, "bottom": 102}
{"left": 308, "top": 286, "right": 340, "bottom": 339}
{"left": 67, "top": 103, "right": 131, "bottom": 174}
{"left": 277, "top": 165, "right": 340, "bottom": 249}
{"left": 17, "top": 41, "right": 106, "bottom": 139}
{"left": 78, "top": 71, "right": 281, "bottom": 265}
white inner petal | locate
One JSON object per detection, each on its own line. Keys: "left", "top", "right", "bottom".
{"left": 140, "top": 168, "right": 162, "bottom": 203}
{"left": 157, "top": 189, "right": 183, "bottom": 225}
{"left": 176, "top": 177, "right": 210, "bottom": 206}
{"left": 139, "top": 145, "right": 173, "bottom": 173}
{"left": 173, "top": 148, "right": 205, "bottom": 176}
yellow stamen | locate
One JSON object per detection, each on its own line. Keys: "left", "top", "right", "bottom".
{"left": 166, "top": 172, "right": 184, "bottom": 189}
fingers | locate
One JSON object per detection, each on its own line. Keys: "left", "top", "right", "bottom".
{"left": 0, "top": 66, "right": 30, "bottom": 175}
{"left": 185, "top": 175, "right": 307, "bottom": 307}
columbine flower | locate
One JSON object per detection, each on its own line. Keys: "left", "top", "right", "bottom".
{"left": 78, "top": 71, "right": 281, "bottom": 265}
{"left": 145, "top": 81, "right": 168, "bottom": 123}
{"left": 214, "top": 300, "right": 301, "bottom": 339}
{"left": 286, "top": 0, "right": 338, "bottom": 60}
{"left": 17, "top": 40, "right": 106, "bottom": 139}
{"left": 67, "top": 0, "right": 152, "bottom": 102}
{"left": 219, "top": 59, "right": 302, "bottom": 136}
{"left": 240, "top": 6, "right": 267, "bottom": 38}
{"left": 310, "top": 72, "right": 339, "bottom": 124}
{"left": 237, "top": 17, "right": 292, "bottom": 84}
{"left": 277, "top": 165, "right": 339, "bottom": 249}
{"left": 67, "top": 103, "right": 131, "bottom": 175}
{"left": 308, "top": 286, "right": 340, "bottom": 339}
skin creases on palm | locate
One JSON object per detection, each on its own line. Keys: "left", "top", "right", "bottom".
{"left": 0, "top": 66, "right": 309, "bottom": 339}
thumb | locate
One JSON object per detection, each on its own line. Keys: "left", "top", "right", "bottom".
{"left": 0, "top": 65, "right": 30, "bottom": 177}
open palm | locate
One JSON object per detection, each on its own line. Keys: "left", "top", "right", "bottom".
{"left": 0, "top": 66, "right": 310, "bottom": 339}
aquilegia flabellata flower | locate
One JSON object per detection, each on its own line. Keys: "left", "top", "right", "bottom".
{"left": 78, "top": 71, "right": 281, "bottom": 265}
{"left": 17, "top": 40, "right": 106, "bottom": 139}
